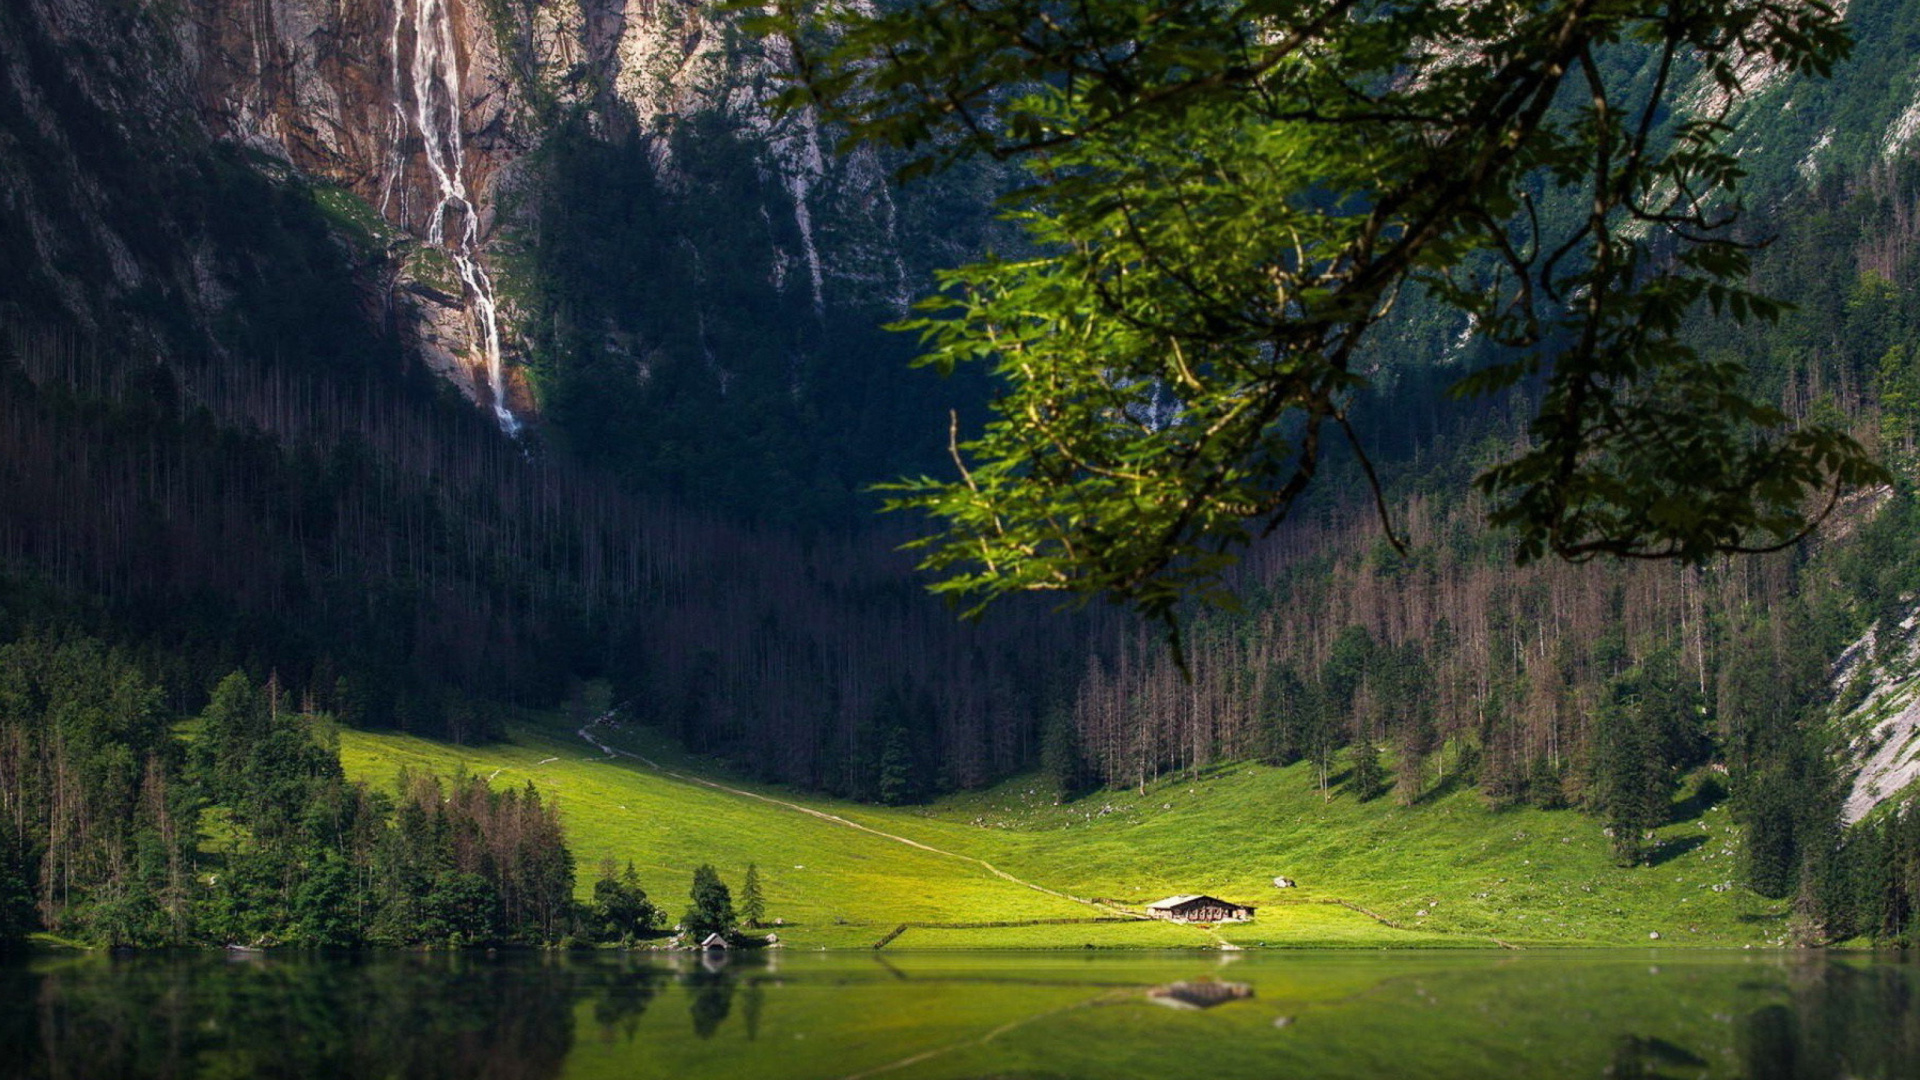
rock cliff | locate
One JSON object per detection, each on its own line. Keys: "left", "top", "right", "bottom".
{"left": 3, "top": 0, "right": 908, "bottom": 431}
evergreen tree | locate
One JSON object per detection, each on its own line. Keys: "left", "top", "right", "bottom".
{"left": 876, "top": 726, "right": 919, "bottom": 806}
{"left": 1320, "top": 627, "right": 1375, "bottom": 715}
{"left": 1526, "top": 755, "right": 1568, "bottom": 811}
{"left": 1384, "top": 645, "right": 1437, "bottom": 806}
{"left": 1594, "top": 661, "right": 1685, "bottom": 867}
{"left": 683, "top": 864, "right": 734, "bottom": 941}
{"left": 1718, "top": 611, "right": 1833, "bottom": 900}
{"left": 1039, "top": 708, "right": 1086, "bottom": 800}
{"left": 1259, "top": 664, "right": 1311, "bottom": 765}
{"left": 739, "top": 863, "right": 766, "bottom": 929}
{"left": 289, "top": 856, "right": 362, "bottom": 947}
{"left": 1742, "top": 771, "right": 1802, "bottom": 899}
{"left": 1349, "top": 733, "right": 1385, "bottom": 803}
{"left": 0, "top": 816, "right": 35, "bottom": 948}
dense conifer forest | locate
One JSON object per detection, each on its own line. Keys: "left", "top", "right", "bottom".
{"left": 0, "top": 636, "right": 576, "bottom": 947}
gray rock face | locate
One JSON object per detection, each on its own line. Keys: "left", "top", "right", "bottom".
{"left": 5, "top": 0, "right": 908, "bottom": 423}
{"left": 1831, "top": 595, "right": 1920, "bottom": 826}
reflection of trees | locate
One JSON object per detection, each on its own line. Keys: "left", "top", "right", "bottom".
{"left": 1739, "top": 962, "right": 1920, "bottom": 1080}
{"left": 673, "top": 953, "right": 785, "bottom": 1041}
{"left": 15, "top": 953, "right": 575, "bottom": 1080}
{"left": 22, "top": 952, "right": 1920, "bottom": 1079}
{"left": 742, "top": 979, "right": 764, "bottom": 1041}
{"left": 11, "top": 952, "right": 810, "bottom": 1075}
{"left": 1741, "top": 1004, "right": 1801, "bottom": 1080}
{"left": 685, "top": 965, "right": 735, "bottom": 1040}
{"left": 590, "top": 962, "right": 669, "bottom": 1042}
{"left": 1606, "top": 1034, "right": 1706, "bottom": 1079}
{"left": 0, "top": 967, "right": 36, "bottom": 1072}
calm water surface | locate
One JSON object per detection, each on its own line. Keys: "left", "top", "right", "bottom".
{"left": 2, "top": 949, "right": 1914, "bottom": 1078}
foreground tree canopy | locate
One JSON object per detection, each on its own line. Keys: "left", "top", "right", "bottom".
{"left": 760, "top": 0, "right": 1885, "bottom": 631}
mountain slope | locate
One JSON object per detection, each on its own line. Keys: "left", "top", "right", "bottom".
{"left": 335, "top": 710, "right": 1789, "bottom": 948}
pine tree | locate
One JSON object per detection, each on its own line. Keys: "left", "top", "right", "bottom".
{"left": 1259, "top": 664, "right": 1310, "bottom": 765}
{"left": 740, "top": 863, "right": 765, "bottom": 929}
{"left": 1596, "top": 676, "right": 1664, "bottom": 867}
{"left": 876, "top": 726, "right": 918, "bottom": 806}
{"left": 1349, "top": 734, "right": 1385, "bottom": 802}
{"left": 0, "top": 815, "right": 37, "bottom": 948}
{"left": 1040, "top": 708, "right": 1086, "bottom": 800}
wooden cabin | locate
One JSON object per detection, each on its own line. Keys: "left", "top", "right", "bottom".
{"left": 700, "top": 932, "right": 730, "bottom": 950}
{"left": 1146, "top": 894, "right": 1255, "bottom": 922}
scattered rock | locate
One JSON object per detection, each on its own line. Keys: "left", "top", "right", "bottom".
{"left": 1648, "top": 931, "right": 1661, "bottom": 940}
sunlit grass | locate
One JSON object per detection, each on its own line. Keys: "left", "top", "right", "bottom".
{"left": 869, "top": 761, "right": 1782, "bottom": 946}
{"left": 337, "top": 722, "right": 1094, "bottom": 946}
{"left": 337, "top": 712, "right": 1789, "bottom": 949}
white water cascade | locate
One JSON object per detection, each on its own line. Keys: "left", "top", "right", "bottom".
{"left": 386, "top": 0, "right": 518, "bottom": 434}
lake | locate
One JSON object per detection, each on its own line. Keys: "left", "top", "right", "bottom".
{"left": 2, "top": 949, "right": 1914, "bottom": 1078}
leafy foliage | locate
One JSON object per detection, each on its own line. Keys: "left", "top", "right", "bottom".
{"left": 764, "top": 0, "right": 1885, "bottom": 634}
{"left": 684, "top": 863, "right": 737, "bottom": 941}
{"left": 591, "top": 858, "right": 664, "bottom": 942}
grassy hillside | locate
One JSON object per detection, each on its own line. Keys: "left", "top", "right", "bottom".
{"left": 338, "top": 711, "right": 1789, "bottom": 949}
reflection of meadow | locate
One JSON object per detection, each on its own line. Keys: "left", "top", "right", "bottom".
{"left": 6, "top": 951, "right": 1918, "bottom": 1079}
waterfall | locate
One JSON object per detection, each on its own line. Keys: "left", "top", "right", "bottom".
{"left": 756, "top": 30, "right": 827, "bottom": 315}
{"left": 388, "top": 0, "right": 518, "bottom": 434}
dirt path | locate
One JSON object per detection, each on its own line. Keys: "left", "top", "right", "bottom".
{"left": 576, "top": 715, "right": 1144, "bottom": 920}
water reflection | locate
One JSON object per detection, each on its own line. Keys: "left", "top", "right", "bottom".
{"left": 1609, "top": 1034, "right": 1709, "bottom": 1079}
{"left": 685, "top": 963, "right": 735, "bottom": 1039}
{"left": 2, "top": 950, "right": 1916, "bottom": 1079}
{"left": 586, "top": 962, "right": 666, "bottom": 1043}
{"left": 1735, "top": 960, "right": 1920, "bottom": 1080}
{"left": 1146, "top": 977, "right": 1254, "bottom": 1010}
{"left": 6, "top": 951, "right": 578, "bottom": 1080}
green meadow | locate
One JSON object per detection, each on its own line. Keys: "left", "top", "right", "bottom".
{"left": 337, "top": 711, "right": 1788, "bottom": 950}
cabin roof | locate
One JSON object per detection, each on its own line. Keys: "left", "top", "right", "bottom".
{"left": 1147, "top": 894, "right": 1255, "bottom": 910}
